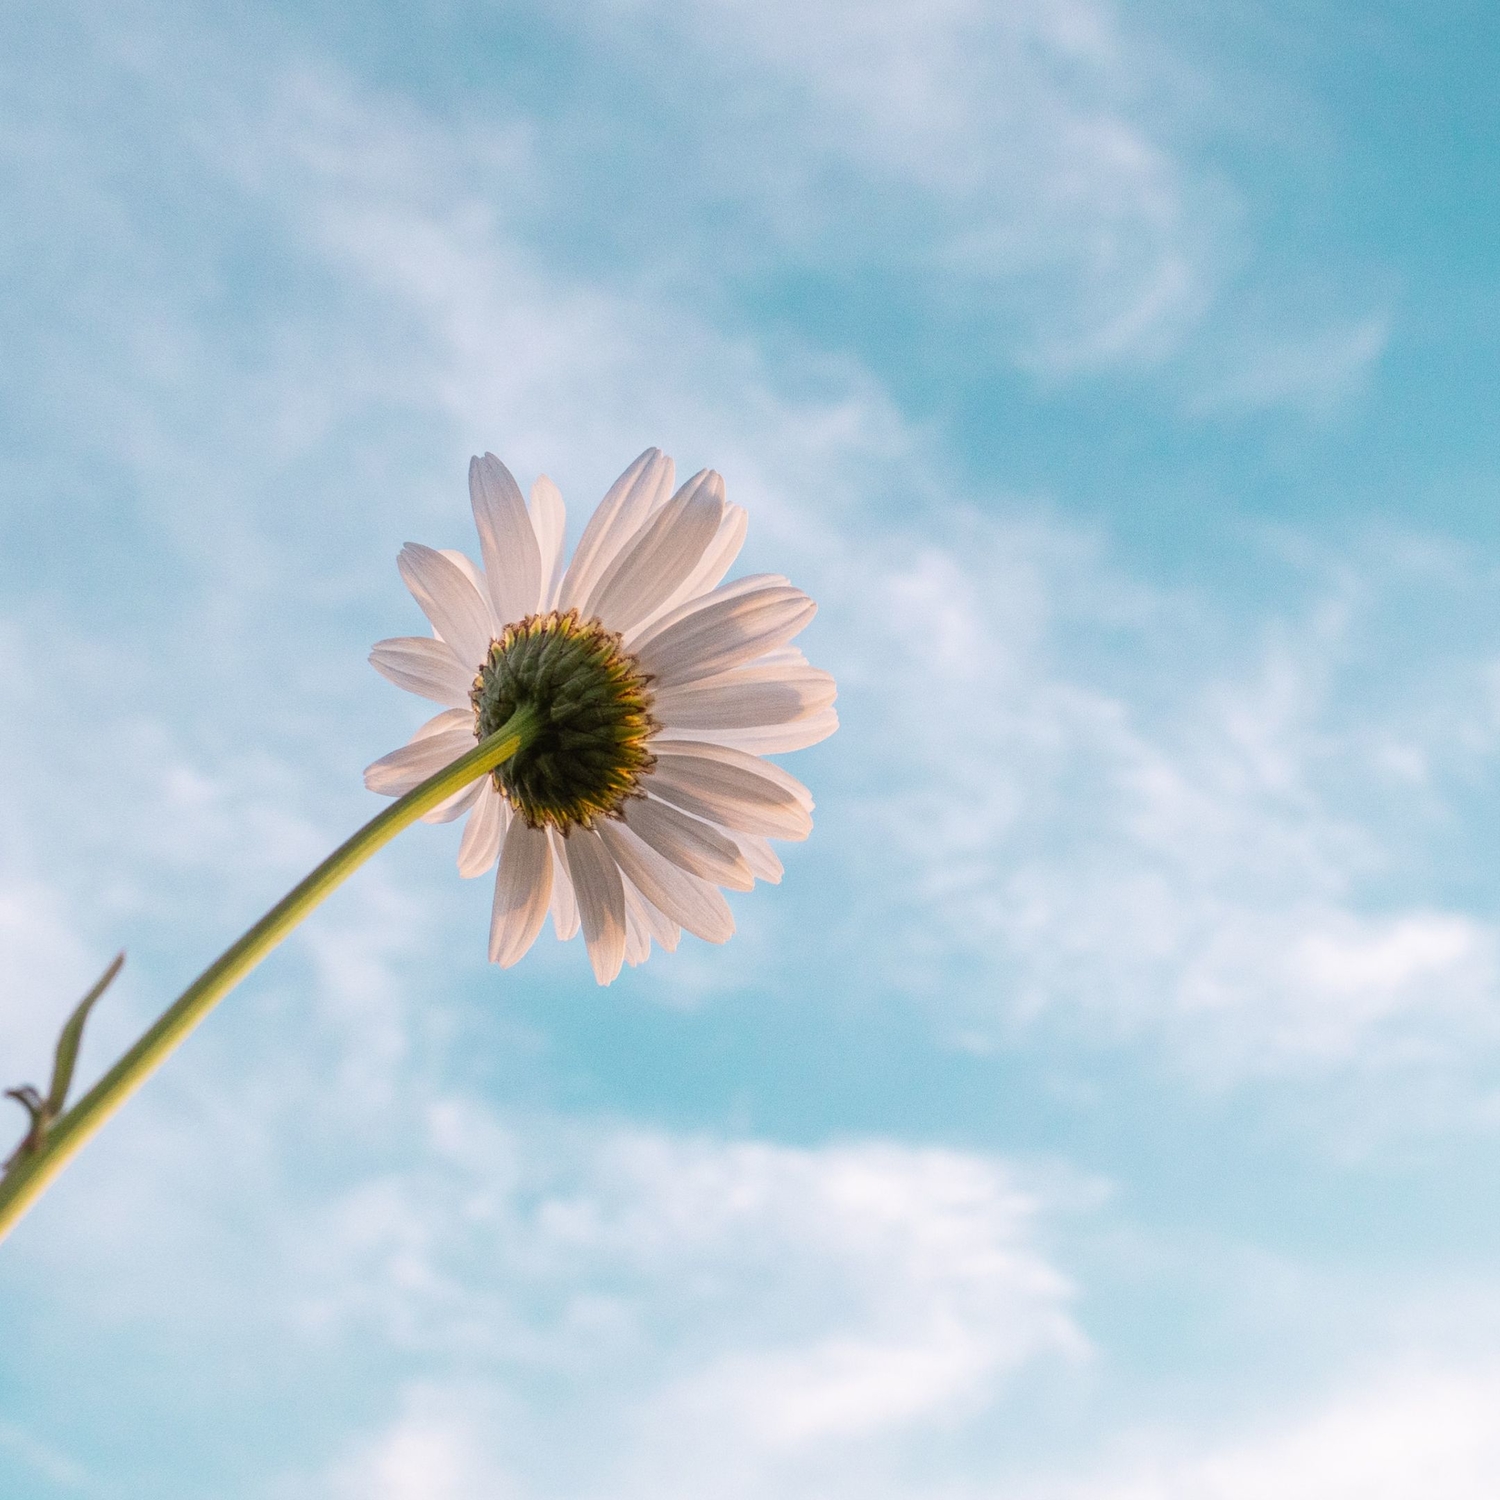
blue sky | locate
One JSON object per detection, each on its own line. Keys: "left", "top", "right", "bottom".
{"left": 4, "top": 0, "right": 1500, "bottom": 1494}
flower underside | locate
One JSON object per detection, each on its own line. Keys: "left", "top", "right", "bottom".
{"left": 471, "top": 610, "right": 657, "bottom": 832}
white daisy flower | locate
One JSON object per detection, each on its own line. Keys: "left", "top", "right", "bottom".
{"left": 363, "top": 448, "right": 838, "bottom": 984}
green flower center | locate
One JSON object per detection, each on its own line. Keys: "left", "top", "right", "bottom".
{"left": 471, "top": 610, "right": 657, "bottom": 832}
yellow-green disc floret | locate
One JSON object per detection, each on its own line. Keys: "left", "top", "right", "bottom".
{"left": 471, "top": 610, "right": 657, "bottom": 832}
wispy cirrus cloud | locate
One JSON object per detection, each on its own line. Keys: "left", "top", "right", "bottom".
{"left": 552, "top": 0, "right": 1389, "bottom": 409}
{"left": 1191, "top": 310, "right": 1392, "bottom": 419}
{"left": 574, "top": 0, "right": 1229, "bottom": 373}
{"left": 832, "top": 511, "right": 1500, "bottom": 1106}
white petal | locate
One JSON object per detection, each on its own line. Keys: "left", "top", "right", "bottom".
{"left": 413, "top": 707, "right": 475, "bottom": 740}
{"left": 548, "top": 828, "right": 580, "bottom": 939}
{"left": 557, "top": 448, "right": 675, "bottom": 614}
{"left": 622, "top": 797, "right": 754, "bottom": 891}
{"left": 530, "top": 474, "right": 567, "bottom": 611}
{"left": 648, "top": 743, "right": 812, "bottom": 839}
{"left": 654, "top": 670, "right": 836, "bottom": 731}
{"left": 732, "top": 831, "right": 784, "bottom": 884}
{"left": 489, "top": 818, "right": 553, "bottom": 967}
{"left": 470, "top": 453, "right": 543, "bottom": 625}
{"left": 661, "top": 739, "right": 814, "bottom": 810}
{"left": 628, "top": 573, "right": 787, "bottom": 655}
{"left": 584, "top": 469, "right": 726, "bottom": 635}
{"left": 627, "top": 879, "right": 681, "bottom": 952}
{"left": 750, "top": 644, "right": 809, "bottom": 669}
{"left": 440, "top": 549, "right": 488, "bottom": 599}
{"left": 369, "top": 636, "right": 476, "bottom": 707}
{"left": 562, "top": 828, "right": 627, "bottom": 985}
{"left": 673, "top": 501, "right": 747, "bottom": 605}
{"left": 363, "top": 711, "right": 480, "bottom": 828}
{"left": 624, "top": 503, "right": 748, "bottom": 642}
{"left": 660, "top": 657, "right": 834, "bottom": 699}
{"left": 457, "top": 782, "right": 504, "bottom": 877}
{"left": 598, "top": 820, "right": 734, "bottom": 943}
{"left": 622, "top": 887, "right": 653, "bottom": 966}
{"left": 658, "top": 708, "right": 840, "bottom": 755}
{"left": 422, "top": 778, "right": 485, "bottom": 825}
{"left": 398, "top": 543, "right": 496, "bottom": 671}
{"left": 633, "top": 582, "right": 816, "bottom": 691}
{"left": 363, "top": 724, "right": 474, "bottom": 797}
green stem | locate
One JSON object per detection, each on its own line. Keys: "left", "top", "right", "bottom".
{"left": 0, "top": 706, "right": 540, "bottom": 1245}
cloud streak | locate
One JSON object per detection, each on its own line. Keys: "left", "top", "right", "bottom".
{"left": 284, "top": 1114, "right": 1084, "bottom": 1499}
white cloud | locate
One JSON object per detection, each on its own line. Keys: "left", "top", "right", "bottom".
{"left": 307, "top": 1112, "right": 1083, "bottom": 1379}
{"left": 282, "top": 1115, "right": 1083, "bottom": 1499}
{"left": 1193, "top": 311, "right": 1391, "bottom": 419}
{"left": 557, "top": 0, "right": 1388, "bottom": 412}
{"left": 0, "top": 1421, "right": 92, "bottom": 1493}
{"left": 320, "top": 1385, "right": 525, "bottom": 1500}
{"left": 836, "top": 513, "right": 1500, "bottom": 1094}
{"left": 217, "top": 62, "right": 915, "bottom": 523}
{"left": 1026, "top": 1361, "right": 1500, "bottom": 1500}
{"left": 580, "top": 0, "right": 1227, "bottom": 374}
{"left": 5, "top": 984, "right": 1087, "bottom": 1499}
{"left": 314, "top": 1362, "right": 1500, "bottom": 1500}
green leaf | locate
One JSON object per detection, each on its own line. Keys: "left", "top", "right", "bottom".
{"left": 45, "top": 953, "right": 124, "bottom": 1119}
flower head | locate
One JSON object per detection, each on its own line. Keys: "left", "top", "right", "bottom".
{"left": 364, "top": 449, "right": 837, "bottom": 983}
